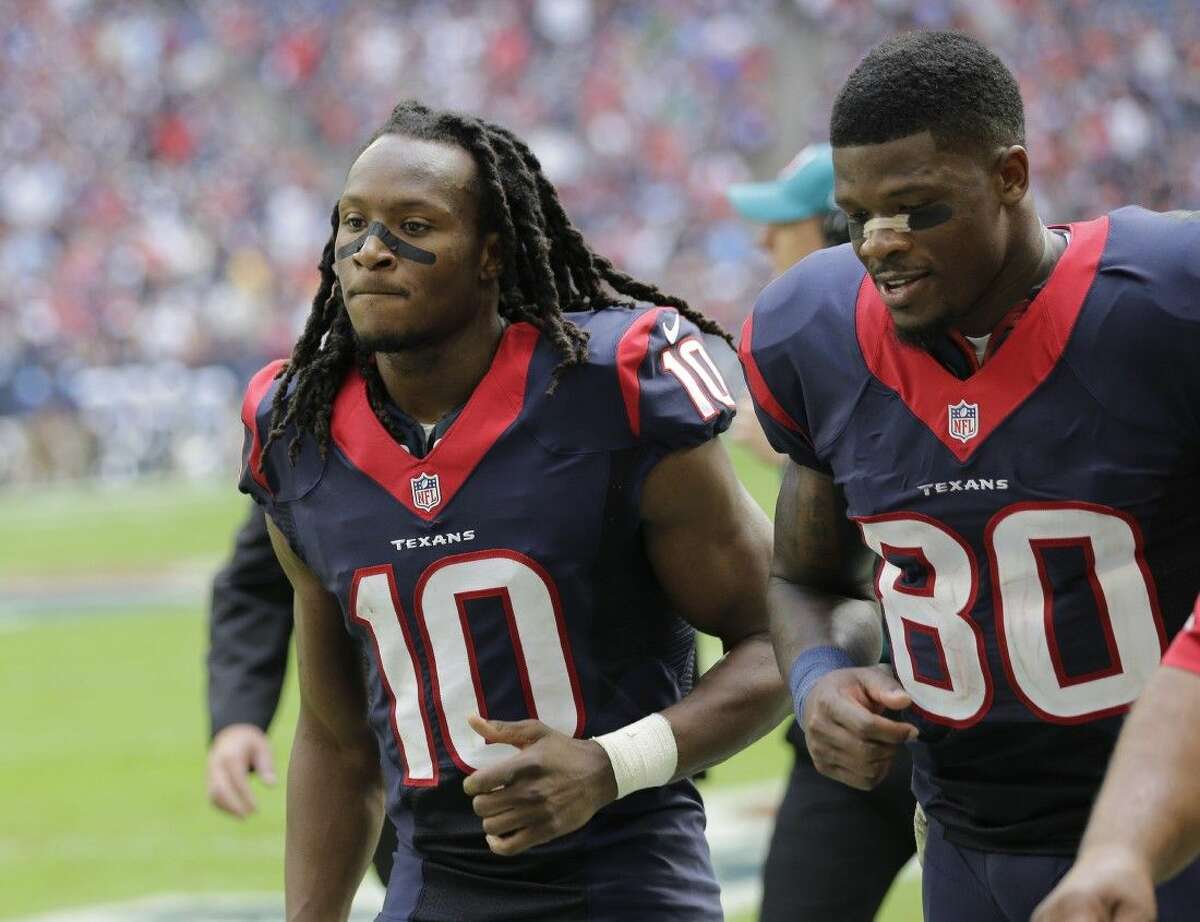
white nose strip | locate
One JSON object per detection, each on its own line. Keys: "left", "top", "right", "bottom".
{"left": 862, "top": 214, "right": 912, "bottom": 236}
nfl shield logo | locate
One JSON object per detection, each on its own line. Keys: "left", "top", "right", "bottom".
{"left": 410, "top": 472, "right": 441, "bottom": 511}
{"left": 947, "top": 400, "right": 979, "bottom": 444}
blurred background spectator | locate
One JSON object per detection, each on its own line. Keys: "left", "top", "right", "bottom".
{"left": 1, "top": 0, "right": 1196, "bottom": 485}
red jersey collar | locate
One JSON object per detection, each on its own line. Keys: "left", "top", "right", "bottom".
{"left": 855, "top": 216, "right": 1109, "bottom": 462}
{"left": 331, "top": 322, "right": 540, "bottom": 520}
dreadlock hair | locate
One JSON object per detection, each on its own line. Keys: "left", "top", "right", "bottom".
{"left": 262, "top": 100, "right": 727, "bottom": 466}
{"left": 830, "top": 31, "right": 1025, "bottom": 155}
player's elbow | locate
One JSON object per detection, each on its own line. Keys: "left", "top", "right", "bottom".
{"left": 294, "top": 703, "right": 379, "bottom": 773}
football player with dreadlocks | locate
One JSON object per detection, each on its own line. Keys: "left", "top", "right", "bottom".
{"left": 239, "top": 100, "right": 786, "bottom": 922}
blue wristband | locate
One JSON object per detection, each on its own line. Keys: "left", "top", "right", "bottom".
{"left": 787, "top": 646, "right": 856, "bottom": 724}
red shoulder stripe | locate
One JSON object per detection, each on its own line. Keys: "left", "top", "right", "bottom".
{"left": 738, "top": 313, "right": 811, "bottom": 442}
{"left": 241, "top": 359, "right": 287, "bottom": 492}
{"left": 615, "top": 307, "right": 670, "bottom": 439}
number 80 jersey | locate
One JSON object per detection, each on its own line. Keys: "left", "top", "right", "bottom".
{"left": 741, "top": 208, "right": 1200, "bottom": 854}
{"left": 240, "top": 307, "right": 735, "bottom": 921}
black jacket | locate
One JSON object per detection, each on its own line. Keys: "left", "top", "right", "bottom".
{"left": 207, "top": 504, "right": 293, "bottom": 738}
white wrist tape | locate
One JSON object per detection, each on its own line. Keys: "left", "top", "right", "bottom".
{"left": 592, "top": 713, "right": 678, "bottom": 800}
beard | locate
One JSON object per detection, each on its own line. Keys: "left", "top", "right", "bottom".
{"left": 894, "top": 314, "right": 953, "bottom": 351}
{"left": 353, "top": 326, "right": 447, "bottom": 355}
{"left": 892, "top": 293, "right": 975, "bottom": 352}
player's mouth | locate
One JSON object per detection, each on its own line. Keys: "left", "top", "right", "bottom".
{"left": 873, "top": 271, "right": 931, "bottom": 310}
{"left": 349, "top": 288, "right": 411, "bottom": 299}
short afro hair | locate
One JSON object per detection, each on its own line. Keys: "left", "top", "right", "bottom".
{"left": 830, "top": 31, "right": 1025, "bottom": 153}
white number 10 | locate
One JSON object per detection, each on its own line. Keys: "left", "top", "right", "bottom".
{"left": 351, "top": 550, "right": 584, "bottom": 786}
{"left": 661, "top": 338, "right": 736, "bottom": 421}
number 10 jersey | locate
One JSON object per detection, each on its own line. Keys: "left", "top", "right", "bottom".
{"left": 241, "top": 307, "right": 736, "bottom": 920}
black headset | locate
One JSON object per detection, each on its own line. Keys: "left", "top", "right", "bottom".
{"left": 822, "top": 208, "right": 851, "bottom": 247}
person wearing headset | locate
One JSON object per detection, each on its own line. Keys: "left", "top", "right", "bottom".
{"left": 728, "top": 144, "right": 917, "bottom": 922}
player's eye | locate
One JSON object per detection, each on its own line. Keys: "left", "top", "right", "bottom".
{"left": 344, "top": 214, "right": 366, "bottom": 231}
{"left": 401, "top": 220, "right": 431, "bottom": 235}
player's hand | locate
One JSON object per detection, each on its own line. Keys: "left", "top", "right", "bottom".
{"left": 1032, "top": 847, "right": 1157, "bottom": 922}
{"left": 801, "top": 664, "right": 917, "bottom": 791}
{"left": 462, "top": 715, "right": 618, "bottom": 856}
{"left": 206, "top": 723, "right": 277, "bottom": 818}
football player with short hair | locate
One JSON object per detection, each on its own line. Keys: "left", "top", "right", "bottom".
{"left": 241, "top": 100, "right": 786, "bottom": 921}
{"left": 739, "top": 30, "right": 1200, "bottom": 921}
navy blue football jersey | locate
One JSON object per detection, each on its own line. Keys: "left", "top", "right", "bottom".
{"left": 741, "top": 207, "right": 1200, "bottom": 854}
{"left": 241, "top": 307, "right": 737, "bottom": 920}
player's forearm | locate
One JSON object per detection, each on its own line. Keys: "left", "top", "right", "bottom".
{"left": 1075, "top": 665, "right": 1200, "bottom": 883}
{"left": 661, "top": 631, "right": 788, "bottom": 778}
{"left": 285, "top": 715, "right": 383, "bottom": 921}
{"left": 767, "top": 576, "right": 882, "bottom": 677}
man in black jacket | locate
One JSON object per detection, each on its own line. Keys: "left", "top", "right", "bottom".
{"left": 206, "top": 503, "right": 397, "bottom": 882}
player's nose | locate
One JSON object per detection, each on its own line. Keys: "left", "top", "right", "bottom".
{"left": 858, "top": 226, "right": 913, "bottom": 262}
{"left": 353, "top": 233, "right": 397, "bottom": 270}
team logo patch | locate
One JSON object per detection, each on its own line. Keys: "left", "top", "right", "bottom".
{"left": 948, "top": 400, "right": 979, "bottom": 444}
{"left": 410, "top": 472, "right": 441, "bottom": 511}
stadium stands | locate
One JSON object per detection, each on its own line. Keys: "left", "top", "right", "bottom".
{"left": 1, "top": 0, "right": 1196, "bottom": 484}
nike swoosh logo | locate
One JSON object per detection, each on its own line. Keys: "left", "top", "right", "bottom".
{"left": 662, "top": 311, "right": 681, "bottom": 344}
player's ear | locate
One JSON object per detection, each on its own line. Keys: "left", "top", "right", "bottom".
{"left": 478, "top": 231, "right": 502, "bottom": 282}
{"left": 994, "top": 145, "right": 1029, "bottom": 206}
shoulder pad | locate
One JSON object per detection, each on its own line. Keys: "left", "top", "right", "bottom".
{"left": 739, "top": 245, "right": 869, "bottom": 470}
{"left": 238, "top": 360, "right": 327, "bottom": 505}
{"left": 532, "top": 307, "right": 736, "bottom": 454}
{"left": 1065, "top": 209, "right": 1200, "bottom": 438}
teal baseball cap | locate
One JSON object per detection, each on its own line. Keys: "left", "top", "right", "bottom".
{"left": 726, "top": 143, "right": 836, "bottom": 224}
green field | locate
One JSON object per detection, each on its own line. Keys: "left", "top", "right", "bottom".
{"left": 0, "top": 442, "right": 920, "bottom": 921}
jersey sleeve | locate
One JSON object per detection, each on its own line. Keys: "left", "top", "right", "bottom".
{"left": 237, "top": 359, "right": 326, "bottom": 563}
{"left": 736, "top": 245, "right": 870, "bottom": 475}
{"left": 738, "top": 311, "right": 825, "bottom": 472}
{"left": 613, "top": 307, "right": 736, "bottom": 453}
{"left": 237, "top": 359, "right": 288, "bottom": 510}
{"left": 736, "top": 267, "right": 834, "bottom": 473}
{"left": 1162, "top": 599, "right": 1200, "bottom": 676}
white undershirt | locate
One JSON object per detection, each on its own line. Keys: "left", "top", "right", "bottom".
{"left": 962, "top": 229, "right": 1071, "bottom": 368}
{"left": 964, "top": 333, "right": 990, "bottom": 365}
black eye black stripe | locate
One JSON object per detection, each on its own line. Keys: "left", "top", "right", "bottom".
{"left": 335, "top": 220, "right": 437, "bottom": 265}
{"left": 906, "top": 203, "right": 953, "bottom": 230}
{"left": 847, "top": 203, "right": 953, "bottom": 243}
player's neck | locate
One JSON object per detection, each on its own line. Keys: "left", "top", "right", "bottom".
{"left": 374, "top": 308, "right": 506, "bottom": 424}
{"left": 955, "top": 221, "right": 1064, "bottom": 338}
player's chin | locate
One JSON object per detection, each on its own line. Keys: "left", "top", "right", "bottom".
{"left": 352, "top": 321, "right": 443, "bottom": 355}
{"left": 346, "top": 309, "right": 432, "bottom": 352}
{"left": 890, "top": 300, "right": 951, "bottom": 350}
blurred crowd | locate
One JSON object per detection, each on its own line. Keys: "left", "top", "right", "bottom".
{"left": 802, "top": 0, "right": 1200, "bottom": 220}
{"left": 1, "top": 0, "right": 1197, "bottom": 485}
